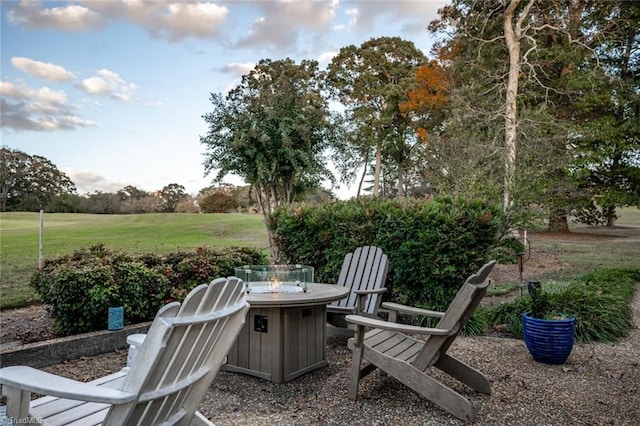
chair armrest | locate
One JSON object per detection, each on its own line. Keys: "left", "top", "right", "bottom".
{"left": 0, "top": 366, "right": 136, "bottom": 405}
{"left": 353, "top": 287, "right": 387, "bottom": 295}
{"left": 327, "top": 305, "right": 355, "bottom": 314}
{"left": 382, "top": 302, "right": 445, "bottom": 318}
{"left": 345, "top": 314, "right": 453, "bottom": 336}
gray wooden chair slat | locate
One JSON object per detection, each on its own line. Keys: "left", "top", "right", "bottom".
{"left": 327, "top": 246, "right": 389, "bottom": 336}
{"left": 346, "top": 261, "right": 496, "bottom": 422}
{"left": 368, "top": 331, "right": 406, "bottom": 354}
{"left": 381, "top": 334, "right": 422, "bottom": 360}
{"left": 0, "top": 276, "right": 249, "bottom": 426}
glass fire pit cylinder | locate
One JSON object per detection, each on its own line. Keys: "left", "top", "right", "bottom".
{"left": 235, "top": 264, "right": 314, "bottom": 293}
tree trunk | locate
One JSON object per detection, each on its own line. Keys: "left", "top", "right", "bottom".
{"left": 254, "top": 185, "right": 279, "bottom": 261}
{"left": 502, "top": 0, "right": 524, "bottom": 212}
{"left": 397, "top": 158, "right": 405, "bottom": 198}
{"left": 356, "top": 155, "right": 369, "bottom": 199}
{"left": 373, "top": 137, "right": 382, "bottom": 197}
{"left": 604, "top": 205, "right": 617, "bottom": 226}
{"left": 548, "top": 211, "right": 570, "bottom": 233}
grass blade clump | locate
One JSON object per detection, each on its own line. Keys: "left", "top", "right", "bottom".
{"left": 484, "top": 268, "right": 638, "bottom": 343}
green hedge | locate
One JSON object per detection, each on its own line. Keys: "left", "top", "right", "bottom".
{"left": 269, "top": 197, "right": 503, "bottom": 308}
{"left": 31, "top": 244, "right": 266, "bottom": 336}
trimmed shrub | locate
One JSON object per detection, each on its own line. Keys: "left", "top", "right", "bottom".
{"left": 269, "top": 197, "right": 503, "bottom": 309}
{"left": 31, "top": 245, "right": 170, "bottom": 336}
{"left": 31, "top": 244, "right": 266, "bottom": 336}
{"left": 159, "top": 246, "right": 267, "bottom": 300}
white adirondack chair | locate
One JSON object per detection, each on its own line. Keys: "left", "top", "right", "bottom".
{"left": 0, "top": 277, "right": 249, "bottom": 426}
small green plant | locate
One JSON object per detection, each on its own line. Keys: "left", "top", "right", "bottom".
{"left": 527, "top": 281, "right": 569, "bottom": 320}
{"left": 527, "top": 281, "right": 567, "bottom": 320}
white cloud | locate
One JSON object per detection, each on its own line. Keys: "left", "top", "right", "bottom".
{"left": 63, "top": 168, "right": 130, "bottom": 194}
{"left": 77, "top": 69, "right": 138, "bottom": 102}
{"left": 345, "top": 1, "right": 447, "bottom": 35}
{"left": 0, "top": 81, "right": 23, "bottom": 99}
{"left": 82, "top": 0, "right": 229, "bottom": 42}
{"left": 234, "top": 0, "right": 339, "bottom": 51}
{"left": 345, "top": 7, "right": 359, "bottom": 30}
{"left": 0, "top": 81, "right": 96, "bottom": 132}
{"left": 7, "top": 0, "right": 229, "bottom": 41}
{"left": 79, "top": 76, "right": 110, "bottom": 95}
{"left": 11, "top": 57, "right": 76, "bottom": 82}
{"left": 317, "top": 51, "right": 338, "bottom": 67}
{"left": 158, "top": 2, "right": 229, "bottom": 41}
{"left": 218, "top": 63, "right": 256, "bottom": 93}
{"left": 7, "top": 0, "right": 106, "bottom": 31}
{"left": 223, "top": 62, "right": 255, "bottom": 78}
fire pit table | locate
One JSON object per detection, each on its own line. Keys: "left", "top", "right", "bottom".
{"left": 224, "top": 266, "right": 349, "bottom": 383}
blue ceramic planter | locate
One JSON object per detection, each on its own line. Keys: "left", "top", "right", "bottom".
{"left": 522, "top": 312, "right": 575, "bottom": 364}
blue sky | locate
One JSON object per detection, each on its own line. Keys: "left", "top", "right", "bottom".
{"left": 1, "top": 0, "right": 447, "bottom": 198}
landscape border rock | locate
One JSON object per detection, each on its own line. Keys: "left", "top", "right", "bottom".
{"left": 0, "top": 322, "right": 150, "bottom": 368}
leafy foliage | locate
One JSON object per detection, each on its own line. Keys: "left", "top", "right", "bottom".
{"left": 157, "top": 183, "right": 188, "bottom": 213}
{"left": 201, "top": 59, "right": 338, "bottom": 214}
{"left": 487, "top": 236, "right": 524, "bottom": 264}
{"left": 428, "top": 0, "right": 639, "bottom": 230}
{"left": 31, "top": 245, "right": 169, "bottom": 335}
{"left": 198, "top": 186, "right": 239, "bottom": 213}
{"left": 0, "top": 147, "right": 77, "bottom": 212}
{"left": 269, "top": 197, "right": 502, "bottom": 309}
{"left": 157, "top": 246, "right": 266, "bottom": 300}
{"left": 31, "top": 244, "right": 266, "bottom": 336}
{"left": 200, "top": 58, "right": 342, "bottom": 257}
{"left": 326, "top": 36, "right": 428, "bottom": 197}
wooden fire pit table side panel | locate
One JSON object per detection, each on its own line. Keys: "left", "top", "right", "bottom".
{"left": 224, "top": 284, "right": 350, "bottom": 383}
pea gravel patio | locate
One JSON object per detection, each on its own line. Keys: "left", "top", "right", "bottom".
{"left": 29, "top": 283, "right": 639, "bottom": 426}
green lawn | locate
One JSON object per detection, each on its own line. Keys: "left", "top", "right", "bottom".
{"left": 544, "top": 208, "right": 640, "bottom": 274}
{"left": 0, "top": 212, "right": 269, "bottom": 309}
{"left": 2, "top": 208, "right": 639, "bottom": 310}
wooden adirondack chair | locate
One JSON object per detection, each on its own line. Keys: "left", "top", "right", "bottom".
{"left": 346, "top": 260, "right": 496, "bottom": 422}
{"left": 326, "top": 246, "right": 388, "bottom": 336}
{"left": 0, "top": 277, "right": 249, "bottom": 426}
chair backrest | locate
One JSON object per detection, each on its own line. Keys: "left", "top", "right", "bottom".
{"left": 332, "top": 246, "right": 388, "bottom": 315}
{"left": 412, "top": 261, "right": 496, "bottom": 371}
{"left": 104, "top": 277, "right": 249, "bottom": 425}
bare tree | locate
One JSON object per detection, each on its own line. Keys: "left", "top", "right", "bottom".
{"left": 503, "top": 0, "right": 535, "bottom": 211}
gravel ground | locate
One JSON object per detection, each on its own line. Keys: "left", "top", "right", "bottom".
{"left": 33, "top": 283, "right": 639, "bottom": 425}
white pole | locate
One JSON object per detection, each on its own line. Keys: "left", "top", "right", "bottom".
{"left": 39, "top": 210, "right": 44, "bottom": 269}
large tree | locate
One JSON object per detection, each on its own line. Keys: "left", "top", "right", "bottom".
{"left": 158, "top": 183, "right": 188, "bottom": 213}
{"left": 398, "top": 53, "right": 451, "bottom": 197}
{"left": 0, "top": 147, "right": 76, "bottom": 212}
{"left": 326, "top": 36, "right": 427, "bottom": 197}
{"left": 429, "top": 0, "right": 639, "bottom": 230}
{"left": 569, "top": 1, "right": 640, "bottom": 225}
{"left": 200, "top": 58, "right": 338, "bottom": 257}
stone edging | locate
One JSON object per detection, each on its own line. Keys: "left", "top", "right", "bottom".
{"left": 0, "top": 322, "right": 151, "bottom": 368}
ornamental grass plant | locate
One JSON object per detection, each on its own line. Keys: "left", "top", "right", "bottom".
{"left": 483, "top": 268, "right": 638, "bottom": 343}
